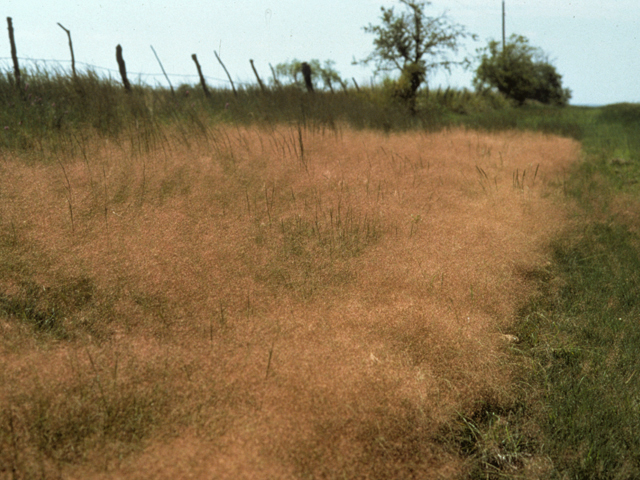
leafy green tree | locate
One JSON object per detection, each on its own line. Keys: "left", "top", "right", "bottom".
{"left": 474, "top": 34, "right": 571, "bottom": 105}
{"left": 361, "top": 0, "right": 474, "bottom": 107}
{"left": 272, "top": 59, "right": 345, "bottom": 92}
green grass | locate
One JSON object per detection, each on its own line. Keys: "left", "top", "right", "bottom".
{"left": 0, "top": 68, "right": 514, "bottom": 155}
{"left": 536, "top": 223, "right": 640, "bottom": 477}
{"left": 525, "top": 105, "right": 640, "bottom": 479}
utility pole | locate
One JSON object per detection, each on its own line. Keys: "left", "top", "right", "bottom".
{"left": 502, "top": 0, "right": 506, "bottom": 51}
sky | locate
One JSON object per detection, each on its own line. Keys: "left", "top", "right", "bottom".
{"left": 2, "top": 0, "right": 639, "bottom": 106}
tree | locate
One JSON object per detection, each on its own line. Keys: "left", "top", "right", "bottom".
{"left": 474, "top": 35, "right": 571, "bottom": 106}
{"left": 272, "top": 59, "right": 345, "bottom": 92}
{"left": 361, "top": 1, "right": 474, "bottom": 107}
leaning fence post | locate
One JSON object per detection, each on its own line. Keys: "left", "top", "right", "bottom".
{"left": 115, "top": 44, "right": 132, "bottom": 91}
{"left": 57, "top": 23, "right": 76, "bottom": 79}
{"left": 250, "top": 59, "right": 266, "bottom": 93}
{"left": 151, "top": 45, "right": 175, "bottom": 95}
{"left": 214, "top": 50, "right": 237, "bottom": 97}
{"left": 6, "top": 17, "right": 21, "bottom": 90}
{"left": 191, "top": 54, "right": 210, "bottom": 97}
{"left": 269, "top": 63, "right": 281, "bottom": 88}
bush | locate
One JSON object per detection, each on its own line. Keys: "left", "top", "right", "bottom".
{"left": 474, "top": 35, "right": 571, "bottom": 106}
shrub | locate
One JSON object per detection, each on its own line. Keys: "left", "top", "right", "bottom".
{"left": 474, "top": 35, "right": 571, "bottom": 106}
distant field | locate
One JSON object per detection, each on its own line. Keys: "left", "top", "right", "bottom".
{"left": 0, "top": 124, "right": 579, "bottom": 478}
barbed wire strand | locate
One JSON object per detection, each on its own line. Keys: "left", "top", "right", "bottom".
{"left": 0, "top": 56, "right": 257, "bottom": 87}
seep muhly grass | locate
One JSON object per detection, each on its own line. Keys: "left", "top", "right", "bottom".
{"left": 0, "top": 122, "right": 578, "bottom": 478}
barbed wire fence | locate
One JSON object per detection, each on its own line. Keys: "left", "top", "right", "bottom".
{"left": 2, "top": 17, "right": 364, "bottom": 96}
{"left": 0, "top": 56, "right": 257, "bottom": 90}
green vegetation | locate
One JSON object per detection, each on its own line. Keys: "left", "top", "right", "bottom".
{"left": 361, "top": 0, "right": 475, "bottom": 110}
{"left": 272, "top": 58, "right": 346, "bottom": 92}
{"left": 0, "top": 67, "right": 514, "bottom": 153}
{"left": 474, "top": 34, "right": 572, "bottom": 106}
{"left": 522, "top": 104, "right": 640, "bottom": 478}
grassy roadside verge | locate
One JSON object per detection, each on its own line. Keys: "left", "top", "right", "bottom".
{"left": 457, "top": 103, "right": 640, "bottom": 479}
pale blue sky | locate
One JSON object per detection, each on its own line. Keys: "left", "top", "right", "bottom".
{"left": 3, "top": 1, "right": 639, "bottom": 105}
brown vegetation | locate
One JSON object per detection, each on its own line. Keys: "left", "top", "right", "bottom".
{"left": 0, "top": 125, "right": 578, "bottom": 478}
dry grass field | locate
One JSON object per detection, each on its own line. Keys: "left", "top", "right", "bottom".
{"left": 0, "top": 124, "right": 578, "bottom": 479}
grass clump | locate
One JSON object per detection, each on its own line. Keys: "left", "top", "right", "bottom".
{"left": 0, "top": 277, "right": 94, "bottom": 339}
{"left": 261, "top": 207, "right": 383, "bottom": 299}
{"left": 0, "top": 350, "right": 172, "bottom": 477}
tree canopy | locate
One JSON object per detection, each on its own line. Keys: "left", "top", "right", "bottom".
{"left": 474, "top": 35, "right": 571, "bottom": 106}
{"left": 361, "top": 0, "right": 475, "bottom": 105}
{"left": 272, "top": 59, "right": 345, "bottom": 92}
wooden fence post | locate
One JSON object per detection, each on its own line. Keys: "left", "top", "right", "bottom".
{"left": 301, "top": 62, "right": 314, "bottom": 93}
{"left": 191, "top": 54, "right": 210, "bottom": 97}
{"left": 6, "top": 17, "right": 21, "bottom": 90}
{"left": 115, "top": 44, "right": 132, "bottom": 91}
{"left": 151, "top": 45, "right": 175, "bottom": 95}
{"left": 269, "top": 63, "right": 281, "bottom": 88}
{"left": 214, "top": 51, "right": 237, "bottom": 97}
{"left": 57, "top": 23, "right": 76, "bottom": 79}
{"left": 250, "top": 59, "right": 266, "bottom": 93}
{"left": 325, "top": 76, "right": 335, "bottom": 93}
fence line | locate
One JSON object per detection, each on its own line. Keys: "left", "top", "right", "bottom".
{"left": 0, "top": 56, "right": 256, "bottom": 88}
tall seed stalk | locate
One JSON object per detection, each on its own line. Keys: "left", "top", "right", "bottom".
{"left": 57, "top": 158, "right": 75, "bottom": 233}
